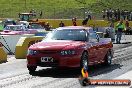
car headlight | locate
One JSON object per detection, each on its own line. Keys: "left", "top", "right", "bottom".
{"left": 27, "top": 49, "right": 38, "bottom": 55}
{"left": 60, "top": 50, "right": 75, "bottom": 55}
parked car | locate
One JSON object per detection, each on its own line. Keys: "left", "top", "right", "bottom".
{"left": 0, "top": 25, "right": 36, "bottom": 35}
{"left": 104, "top": 27, "right": 115, "bottom": 42}
{"left": 93, "top": 27, "right": 115, "bottom": 42}
{"left": 28, "top": 23, "right": 48, "bottom": 36}
{"left": 2, "top": 19, "right": 16, "bottom": 28}
{"left": 26, "top": 26, "right": 114, "bottom": 73}
{"left": 18, "top": 21, "right": 29, "bottom": 28}
{"left": 28, "top": 23, "right": 45, "bottom": 32}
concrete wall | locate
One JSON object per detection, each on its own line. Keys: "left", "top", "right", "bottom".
{"left": 15, "top": 36, "right": 44, "bottom": 59}
{"left": 39, "top": 19, "right": 109, "bottom": 28}
{"left": 38, "top": 19, "right": 132, "bottom": 28}
{"left": 0, "top": 47, "right": 7, "bottom": 63}
{"left": 0, "top": 34, "right": 34, "bottom": 54}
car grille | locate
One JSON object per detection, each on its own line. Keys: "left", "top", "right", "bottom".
{"left": 39, "top": 50, "right": 59, "bottom": 54}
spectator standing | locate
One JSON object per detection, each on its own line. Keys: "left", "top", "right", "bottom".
{"left": 109, "top": 8, "right": 113, "bottom": 19}
{"left": 121, "top": 10, "right": 126, "bottom": 20}
{"left": 106, "top": 9, "right": 110, "bottom": 20}
{"left": 117, "top": 9, "right": 120, "bottom": 21}
{"left": 31, "top": 9, "right": 36, "bottom": 17}
{"left": 41, "top": 22, "right": 46, "bottom": 28}
{"left": 30, "top": 9, "right": 32, "bottom": 13}
{"left": 45, "top": 22, "right": 51, "bottom": 31}
{"left": 126, "top": 10, "right": 130, "bottom": 20}
{"left": 130, "top": 11, "right": 132, "bottom": 21}
{"left": 87, "top": 10, "right": 92, "bottom": 20}
{"left": 59, "top": 21, "right": 65, "bottom": 27}
{"left": 107, "top": 17, "right": 116, "bottom": 42}
{"left": 72, "top": 17, "right": 77, "bottom": 26}
{"left": 73, "top": 21, "right": 77, "bottom": 26}
{"left": 102, "top": 9, "right": 106, "bottom": 19}
{"left": 109, "top": 17, "right": 115, "bottom": 28}
{"left": 114, "top": 10, "right": 118, "bottom": 20}
{"left": 115, "top": 20, "right": 125, "bottom": 44}
{"left": 124, "top": 10, "right": 128, "bottom": 20}
{"left": 82, "top": 17, "right": 89, "bottom": 26}
{"left": 125, "top": 20, "right": 131, "bottom": 35}
{"left": 39, "top": 10, "right": 43, "bottom": 18}
{"left": 105, "top": 27, "right": 115, "bottom": 42}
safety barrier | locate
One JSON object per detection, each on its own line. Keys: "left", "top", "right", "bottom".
{"left": 0, "top": 47, "right": 7, "bottom": 63}
{"left": 32, "top": 19, "right": 132, "bottom": 28}
{"left": 0, "top": 34, "right": 34, "bottom": 54}
{"left": 38, "top": 19, "right": 109, "bottom": 28}
{"left": 1, "top": 19, "right": 132, "bottom": 28}
{"left": 15, "top": 36, "right": 44, "bottom": 59}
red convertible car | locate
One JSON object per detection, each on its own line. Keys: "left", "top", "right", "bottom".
{"left": 27, "top": 26, "right": 113, "bottom": 73}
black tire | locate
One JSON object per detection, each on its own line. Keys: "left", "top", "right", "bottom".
{"left": 27, "top": 66, "right": 37, "bottom": 74}
{"left": 80, "top": 52, "right": 89, "bottom": 70}
{"left": 104, "top": 51, "right": 112, "bottom": 66}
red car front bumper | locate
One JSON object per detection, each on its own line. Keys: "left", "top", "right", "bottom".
{"left": 27, "top": 53, "right": 81, "bottom": 68}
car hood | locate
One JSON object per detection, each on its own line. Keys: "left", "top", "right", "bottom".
{"left": 29, "top": 40, "right": 85, "bottom": 51}
{"left": 0, "top": 31, "right": 22, "bottom": 35}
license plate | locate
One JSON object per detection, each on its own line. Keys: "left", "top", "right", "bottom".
{"left": 41, "top": 57, "right": 53, "bottom": 62}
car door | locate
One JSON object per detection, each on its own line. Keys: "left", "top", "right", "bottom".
{"left": 95, "top": 33, "right": 107, "bottom": 62}
{"left": 88, "top": 32, "right": 100, "bottom": 64}
{"left": 98, "top": 37, "right": 109, "bottom": 61}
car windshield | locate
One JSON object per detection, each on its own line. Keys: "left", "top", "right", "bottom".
{"left": 43, "top": 29, "right": 87, "bottom": 41}
{"left": 29, "top": 24, "right": 43, "bottom": 29}
{"left": 5, "top": 26, "right": 25, "bottom": 31}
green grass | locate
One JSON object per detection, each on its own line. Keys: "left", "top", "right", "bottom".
{"left": 0, "top": 0, "right": 132, "bottom": 19}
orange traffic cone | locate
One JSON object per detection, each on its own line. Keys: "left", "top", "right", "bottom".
{"left": 81, "top": 67, "right": 89, "bottom": 78}
{"left": 78, "top": 67, "right": 90, "bottom": 86}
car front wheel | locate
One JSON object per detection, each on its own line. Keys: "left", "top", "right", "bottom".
{"left": 104, "top": 51, "right": 112, "bottom": 65}
{"left": 80, "top": 52, "right": 89, "bottom": 70}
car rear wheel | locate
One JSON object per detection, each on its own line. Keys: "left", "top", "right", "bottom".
{"left": 80, "top": 52, "right": 88, "bottom": 70}
{"left": 104, "top": 51, "right": 112, "bottom": 65}
{"left": 27, "top": 66, "right": 37, "bottom": 74}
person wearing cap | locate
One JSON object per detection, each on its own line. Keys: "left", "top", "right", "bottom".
{"left": 115, "top": 20, "right": 126, "bottom": 44}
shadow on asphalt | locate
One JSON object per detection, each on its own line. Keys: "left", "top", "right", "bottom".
{"left": 0, "top": 61, "right": 7, "bottom": 64}
{"left": 88, "top": 64, "right": 123, "bottom": 77}
{"left": 113, "top": 42, "right": 131, "bottom": 44}
{"left": 31, "top": 64, "right": 122, "bottom": 78}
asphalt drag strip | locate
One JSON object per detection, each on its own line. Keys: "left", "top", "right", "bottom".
{"left": 0, "top": 43, "right": 132, "bottom": 88}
